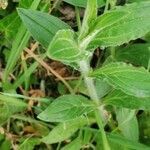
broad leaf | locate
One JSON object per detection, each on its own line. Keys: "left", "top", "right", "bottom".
{"left": 90, "top": 62, "right": 150, "bottom": 97}
{"left": 95, "top": 79, "right": 112, "bottom": 98}
{"left": 41, "top": 117, "right": 89, "bottom": 144}
{"left": 90, "top": 2, "right": 150, "bottom": 47}
{"left": 116, "top": 108, "right": 139, "bottom": 142}
{"left": 17, "top": 8, "right": 70, "bottom": 48}
{"left": 61, "top": 137, "right": 82, "bottom": 150}
{"left": 103, "top": 90, "right": 150, "bottom": 110}
{"left": 38, "top": 94, "right": 94, "bottom": 122}
{"left": 47, "top": 29, "right": 86, "bottom": 63}
{"left": 107, "top": 133, "right": 150, "bottom": 150}
{"left": 81, "top": 10, "right": 128, "bottom": 50}
{"left": 115, "top": 44, "right": 150, "bottom": 68}
{"left": 63, "top": 0, "right": 105, "bottom": 8}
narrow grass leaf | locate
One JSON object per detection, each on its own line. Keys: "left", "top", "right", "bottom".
{"left": 3, "top": 0, "right": 41, "bottom": 82}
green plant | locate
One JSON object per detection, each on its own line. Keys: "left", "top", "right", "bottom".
{"left": 16, "top": 0, "right": 150, "bottom": 149}
{"left": 1, "top": 0, "right": 150, "bottom": 149}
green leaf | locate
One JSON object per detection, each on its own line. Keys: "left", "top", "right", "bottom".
{"left": 90, "top": 2, "right": 150, "bottom": 47}
{"left": 19, "top": 0, "right": 33, "bottom": 8}
{"left": 0, "top": 94, "right": 27, "bottom": 125}
{"left": 61, "top": 137, "right": 82, "bottom": 150}
{"left": 38, "top": 94, "right": 94, "bottom": 122}
{"left": 115, "top": 44, "right": 150, "bottom": 68}
{"left": 47, "top": 29, "right": 87, "bottom": 63}
{"left": 79, "top": 0, "right": 97, "bottom": 40}
{"left": 107, "top": 133, "right": 150, "bottom": 150}
{"left": 103, "top": 90, "right": 150, "bottom": 110}
{"left": 18, "top": 138, "right": 40, "bottom": 150}
{"left": 3, "top": 0, "right": 41, "bottom": 83}
{"left": 17, "top": 8, "right": 70, "bottom": 48}
{"left": 63, "top": 0, "right": 105, "bottom": 8}
{"left": 41, "top": 117, "right": 89, "bottom": 144}
{"left": 95, "top": 79, "right": 112, "bottom": 98}
{"left": 0, "top": 138, "right": 11, "bottom": 150}
{"left": 90, "top": 62, "right": 150, "bottom": 97}
{"left": 116, "top": 108, "right": 139, "bottom": 142}
{"left": 0, "top": 12, "right": 21, "bottom": 43}
{"left": 81, "top": 10, "right": 128, "bottom": 50}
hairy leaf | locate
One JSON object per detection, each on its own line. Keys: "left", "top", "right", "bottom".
{"left": 103, "top": 90, "right": 150, "bottom": 110}
{"left": 90, "top": 62, "right": 150, "bottom": 97}
{"left": 38, "top": 94, "right": 94, "bottom": 122}
{"left": 17, "top": 8, "right": 70, "bottom": 48}
{"left": 41, "top": 117, "right": 89, "bottom": 144}
{"left": 90, "top": 2, "right": 150, "bottom": 47}
{"left": 47, "top": 29, "right": 86, "bottom": 63}
{"left": 116, "top": 108, "right": 139, "bottom": 142}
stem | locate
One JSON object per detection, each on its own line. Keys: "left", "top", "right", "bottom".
{"left": 104, "top": 0, "right": 110, "bottom": 13}
{"left": 147, "top": 48, "right": 150, "bottom": 71}
{"left": 75, "top": 6, "right": 81, "bottom": 32}
{"left": 79, "top": 60, "right": 110, "bottom": 150}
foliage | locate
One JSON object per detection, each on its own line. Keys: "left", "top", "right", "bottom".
{"left": 0, "top": 0, "right": 150, "bottom": 149}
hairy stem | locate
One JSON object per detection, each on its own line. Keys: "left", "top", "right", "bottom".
{"left": 79, "top": 60, "right": 110, "bottom": 150}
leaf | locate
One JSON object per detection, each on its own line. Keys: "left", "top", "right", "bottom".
{"left": 41, "top": 117, "right": 89, "bottom": 144}
{"left": 90, "top": 2, "right": 150, "bottom": 47}
{"left": 79, "top": 0, "right": 97, "bottom": 40}
{"left": 103, "top": 90, "right": 150, "bottom": 110}
{"left": 107, "top": 133, "right": 150, "bottom": 150}
{"left": 95, "top": 79, "right": 112, "bottom": 98}
{"left": 47, "top": 29, "right": 87, "bottom": 63}
{"left": 38, "top": 94, "right": 94, "bottom": 122}
{"left": 90, "top": 62, "right": 150, "bottom": 97}
{"left": 17, "top": 8, "right": 70, "bottom": 48}
{"left": 0, "top": 138, "right": 11, "bottom": 150}
{"left": 61, "top": 137, "right": 82, "bottom": 150}
{"left": 0, "top": 94, "right": 27, "bottom": 125}
{"left": 81, "top": 10, "right": 128, "bottom": 50}
{"left": 18, "top": 138, "right": 40, "bottom": 150}
{"left": 116, "top": 108, "right": 139, "bottom": 142}
{"left": 19, "top": 0, "right": 33, "bottom": 8}
{"left": 115, "top": 44, "right": 150, "bottom": 68}
{"left": 63, "top": 0, "right": 105, "bottom": 8}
